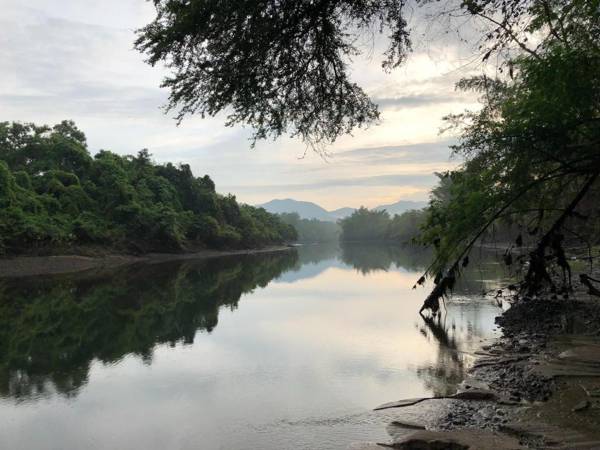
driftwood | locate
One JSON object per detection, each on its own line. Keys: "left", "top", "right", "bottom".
{"left": 374, "top": 389, "right": 498, "bottom": 411}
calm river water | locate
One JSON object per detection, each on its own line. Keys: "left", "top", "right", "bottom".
{"left": 0, "top": 243, "right": 509, "bottom": 450}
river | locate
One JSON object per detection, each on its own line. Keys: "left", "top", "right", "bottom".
{"left": 0, "top": 243, "right": 509, "bottom": 449}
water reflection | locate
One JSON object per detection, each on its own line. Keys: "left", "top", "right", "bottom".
{"left": 411, "top": 251, "right": 509, "bottom": 398}
{"left": 277, "top": 242, "right": 342, "bottom": 283}
{"left": 0, "top": 244, "right": 506, "bottom": 450}
{"left": 0, "top": 251, "right": 298, "bottom": 401}
{"left": 340, "top": 242, "right": 432, "bottom": 274}
{"left": 415, "top": 314, "right": 469, "bottom": 397}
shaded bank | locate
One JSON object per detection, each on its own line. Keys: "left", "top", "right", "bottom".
{"left": 0, "top": 245, "right": 294, "bottom": 278}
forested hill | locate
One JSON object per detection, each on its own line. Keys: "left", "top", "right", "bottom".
{"left": 0, "top": 121, "right": 297, "bottom": 255}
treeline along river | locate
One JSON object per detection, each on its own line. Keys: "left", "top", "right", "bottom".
{"left": 0, "top": 243, "right": 511, "bottom": 449}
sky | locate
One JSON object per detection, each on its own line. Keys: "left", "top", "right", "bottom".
{"left": 0, "top": 0, "right": 482, "bottom": 210}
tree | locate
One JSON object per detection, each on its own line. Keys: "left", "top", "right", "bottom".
{"left": 0, "top": 121, "right": 296, "bottom": 254}
{"left": 135, "top": 0, "right": 412, "bottom": 148}
{"left": 418, "top": 39, "right": 600, "bottom": 313}
{"left": 338, "top": 206, "right": 425, "bottom": 242}
{"left": 136, "top": 0, "right": 593, "bottom": 148}
{"left": 278, "top": 212, "right": 340, "bottom": 242}
{"left": 387, "top": 208, "right": 425, "bottom": 243}
{"left": 339, "top": 207, "right": 390, "bottom": 241}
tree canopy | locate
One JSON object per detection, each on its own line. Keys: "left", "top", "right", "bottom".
{"left": 136, "top": 0, "right": 596, "bottom": 147}
{"left": 278, "top": 212, "right": 341, "bottom": 242}
{"left": 136, "top": 0, "right": 409, "bottom": 147}
{"left": 136, "top": 0, "right": 411, "bottom": 147}
{"left": 417, "top": 18, "right": 600, "bottom": 311}
{"left": 0, "top": 120, "right": 296, "bottom": 255}
{"left": 339, "top": 206, "right": 425, "bottom": 242}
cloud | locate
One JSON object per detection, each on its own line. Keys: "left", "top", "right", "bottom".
{"left": 223, "top": 172, "right": 438, "bottom": 193}
{"left": 0, "top": 0, "right": 480, "bottom": 209}
{"left": 373, "top": 93, "right": 463, "bottom": 109}
{"left": 334, "top": 140, "right": 457, "bottom": 162}
{"left": 0, "top": 85, "right": 165, "bottom": 118}
{"left": 0, "top": 7, "right": 165, "bottom": 117}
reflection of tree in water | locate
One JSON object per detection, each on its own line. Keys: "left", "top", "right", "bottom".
{"left": 415, "top": 304, "right": 491, "bottom": 397}
{"left": 415, "top": 314, "right": 466, "bottom": 397}
{"left": 335, "top": 242, "right": 505, "bottom": 397}
{"left": 0, "top": 251, "right": 298, "bottom": 401}
{"left": 294, "top": 241, "right": 340, "bottom": 266}
{"left": 340, "top": 242, "right": 432, "bottom": 274}
{"left": 451, "top": 249, "right": 514, "bottom": 296}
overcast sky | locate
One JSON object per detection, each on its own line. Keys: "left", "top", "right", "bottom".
{"left": 0, "top": 0, "right": 482, "bottom": 209}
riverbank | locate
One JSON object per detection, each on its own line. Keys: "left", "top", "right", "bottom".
{"left": 364, "top": 274, "right": 600, "bottom": 449}
{"left": 0, "top": 245, "right": 294, "bottom": 278}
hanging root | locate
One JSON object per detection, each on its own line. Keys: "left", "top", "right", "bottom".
{"left": 523, "top": 173, "right": 599, "bottom": 296}
{"left": 419, "top": 268, "right": 456, "bottom": 315}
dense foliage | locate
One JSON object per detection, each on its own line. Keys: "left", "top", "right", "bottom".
{"left": 278, "top": 212, "right": 340, "bottom": 242}
{"left": 339, "top": 206, "right": 425, "bottom": 243}
{"left": 0, "top": 121, "right": 296, "bottom": 255}
{"left": 417, "top": 1, "right": 600, "bottom": 312}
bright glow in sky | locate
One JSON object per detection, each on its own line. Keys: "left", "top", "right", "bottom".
{"left": 0, "top": 0, "right": 482, "bottom": 209}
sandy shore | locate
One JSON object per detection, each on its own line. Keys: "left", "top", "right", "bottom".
{"left": 0, "top": 245, "right": 294, "bottom": 278}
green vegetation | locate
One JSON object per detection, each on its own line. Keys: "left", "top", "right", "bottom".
{"left": 417, "top": 2, "right": 600, "bottom": 312}
{"left": 339, "top": 207, "right": 426, "bottom": 244}
{"left": 0, "top": 121, "right": 296, "bottom": 255}
{"left": 278, "top": 212, "right": 340, "bottom": 242}
{"left": 0, "top": 251, "right": 298, "bottom": 399}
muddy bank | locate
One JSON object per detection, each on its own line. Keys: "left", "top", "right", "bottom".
{"left": 362, "top": 277, "right": 600, "bottom": 449}
{"left": 0, "top": 245, "right": 294, "bottom": 278}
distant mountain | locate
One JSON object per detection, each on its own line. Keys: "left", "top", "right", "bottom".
{"left": 329, "top": 207, "right": 356, "bottom": 220}
{"left": 257, "top": 198, "right": 426, "bottom": 221}
{"left": 374, "top": 200, "right": 427, "bottom": 216}
{"left": 258, "top": 199, "right": 334, "bottom": 221}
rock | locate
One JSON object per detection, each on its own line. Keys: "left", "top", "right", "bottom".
{"left": 388, "top": 429, "right": 524, "bottom": 449}
{"left": 572, "top": 400, "right": 591, "bottom": 412}
{"left": 346, "top": 444, "right": 383, "bottom": 450}
{"left": 477, "top": 406, "right": 495, "bottom": 419}
{"left": 390, "top": 420, "right": 427, "bottom": 430}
